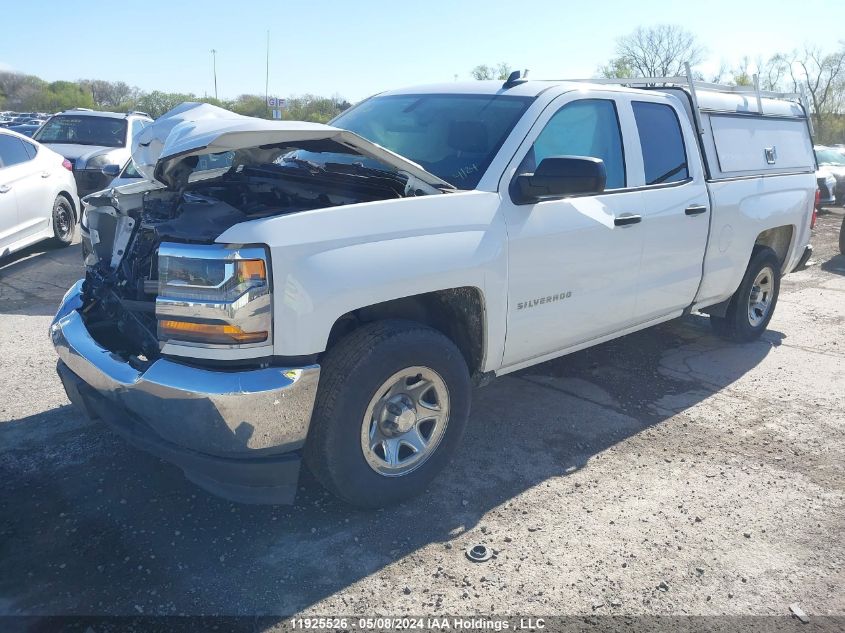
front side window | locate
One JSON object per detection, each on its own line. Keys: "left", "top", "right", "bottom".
{"left": 331, "top": 94, "right": 533, "bottom": 189}
{"left": 632, "top": 101, "right": 689, "bottom": 185}
{"left": 0, "top": 134, "right": 32, "bottom": 168}
{"left": 519, "top": 99, "right": 626, "bottom": 189}
{"left": 33, "top": 115, "right": 128, "bottom": 148}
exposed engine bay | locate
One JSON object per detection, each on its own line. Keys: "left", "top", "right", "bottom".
{"left": 79, "top": 152, "right": 439, "bottom": 363}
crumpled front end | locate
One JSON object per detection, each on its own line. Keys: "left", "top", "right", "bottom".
{"left": 51, "top": 281, "right": 320, "bottom": 504}
{"left": 54, "top": 102, "right": 448, "bottom": 502}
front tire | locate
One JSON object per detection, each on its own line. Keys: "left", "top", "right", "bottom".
{"left": 710, "top": 246, "right": 781, "bottom": 342}
{"left": 51, "top": 195, "right": 74, "bottom": 246}
{"left": 304, "top": 320, "right": 471, "bottom": 508}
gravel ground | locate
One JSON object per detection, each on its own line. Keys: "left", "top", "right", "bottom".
{"left": 0, "top": 212, "right": 843, "bottom": 621}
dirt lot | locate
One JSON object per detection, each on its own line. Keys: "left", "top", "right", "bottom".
{"left": 0, "top": 211, "right": 843, "bottom": 623}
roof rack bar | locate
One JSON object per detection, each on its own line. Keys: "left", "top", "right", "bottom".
{"left": 799, "top": 85, "right": 815, "bottom": 136}
{"left": 752, "top": 74, "right": 763, "bottom": 114}
{"left": 544, "top": 73, "right": 804, "bottom": 105}
{"left": 683, "top": 62, "right": 705, "bottom": 137}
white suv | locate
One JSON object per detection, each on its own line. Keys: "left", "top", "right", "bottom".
{"left": 32, "top": 109, "right": 152, "bottom": 197}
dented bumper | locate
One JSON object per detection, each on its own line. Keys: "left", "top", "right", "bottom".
{"left": 50, "top": 281, "right": 320, "bottom": 504}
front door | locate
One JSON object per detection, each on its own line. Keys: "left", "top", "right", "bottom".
{"left": 500, "top": 94, "right": 646, "bottom": 367}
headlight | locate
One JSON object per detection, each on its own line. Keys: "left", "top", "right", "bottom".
{"left": 156, "top": 243, "right": 272, "bottom": 347}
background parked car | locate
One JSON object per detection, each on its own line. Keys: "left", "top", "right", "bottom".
{"left": 8, "top": 124, "right": 41, "bottom": 138}
{"left": 0, "top": 128, "right": 79, "bottom": 257}
{"left": 815, "top": 146, "right": 845, "bottom": 206}
{"left": 32, "top": 109, "right": 152, "bottom": 197}
{"left": 817, "top": 167, "right": 838, "bottom": 207}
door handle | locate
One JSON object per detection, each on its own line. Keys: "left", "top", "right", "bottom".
{"left": 614, "top": 214, "right": 642, "bottom": 227}
{"left": 685, "top": 205, "right": 708, "bottom": 216}
{"left": 0, "top": 185, "right": 11, "bottom": 194}
{"left": 41, "top": 172, "right": 51, "bottom": 179}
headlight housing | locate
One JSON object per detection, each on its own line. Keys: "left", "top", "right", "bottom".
{"left": 156, "top": 243, "right": 272, "bottom": 347}
{"left": 85, "top": 153, "right": 117, "bottom": 170}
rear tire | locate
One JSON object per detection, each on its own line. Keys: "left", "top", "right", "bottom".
{"left": 710, "top": 246, "right": 781, "bottom": 342}
{"left": 51, "top": 195, "right": 74, "bottom": 246}
{"left": 304, "top": 319, "right": 471, "bottom": 508}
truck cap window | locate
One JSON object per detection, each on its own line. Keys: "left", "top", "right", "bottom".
{"left": 632, "top": 102, "right": 689, "bottom": 185}
{"left": 519, "top": 99, "right": 626, "bottom": 189}
{"left": 332, "top": 94, "right": 533, "bottom": 189}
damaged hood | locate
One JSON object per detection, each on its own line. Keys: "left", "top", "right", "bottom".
{"left": 133, "top": 102, "right": 454, "bottom": 190}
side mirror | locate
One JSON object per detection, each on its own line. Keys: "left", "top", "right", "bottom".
{"left": 101, "top": 164, "right": 121, "bottom": 178}
{"left": 511, "top": 156, "right": 607, "bottom": 204}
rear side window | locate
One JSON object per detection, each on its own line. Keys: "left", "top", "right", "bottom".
{"left": 22, "top": 140, "right": 37, "bottom": 159}
{"left": 632, "top": 102, "right": 689, "bottom": 185}
{"left": 521, "top": 99, "right": 626, "bottom": 189}
{"left": 0, "top": 134, "right": 32, "bottom": 168}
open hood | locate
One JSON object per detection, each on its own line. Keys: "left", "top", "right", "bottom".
{"left": 132, "top": 102, "right": 454, "bottom": 191}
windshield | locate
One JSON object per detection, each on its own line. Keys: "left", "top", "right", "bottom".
{"left": 330, "top": 93, "right": 533, "bottom": 189}
{"left": 816, "top": 149, "right": 845, "bottom": 166}
{"left": 34, "top": 115, "right": 127, "bottom": 147}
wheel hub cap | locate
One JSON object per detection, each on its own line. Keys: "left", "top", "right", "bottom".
{"left": 360, "top": 366, "right": 450, "bottom": 477}
{"left": 747, "top": 266, "right": 774, "bottom": 327}
{"left": 381, "top": 395, "right": 417, "bottom": 435}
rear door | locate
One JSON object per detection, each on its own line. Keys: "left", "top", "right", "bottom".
{"left": 626, "top": 97, "right": 710, "bottom": 321}
{"left": 15, "top": 138, "right": 53, "bottom": 236}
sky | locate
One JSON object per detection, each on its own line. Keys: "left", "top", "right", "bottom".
{"left": 1, "top": 0, "right": 843, "bottom": 103}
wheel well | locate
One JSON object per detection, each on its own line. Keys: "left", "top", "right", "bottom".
{"left": 58, "top": 191, "right": 78, "bottom": 223}
{"left": 754, "top": 225, "right": 793, "bottom": 269}
{"left": 326, "top": 287, "right": 486, "bottom": 376}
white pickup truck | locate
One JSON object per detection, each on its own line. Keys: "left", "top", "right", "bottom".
{"left": 51, "top": 74, "right": 816, "bottom": 507}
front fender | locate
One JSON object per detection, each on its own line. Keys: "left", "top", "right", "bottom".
{"left": 218, "top": 191, "right": 507, "bottom": 371}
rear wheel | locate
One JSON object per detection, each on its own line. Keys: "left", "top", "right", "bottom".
{"left": 304, "top": 320, "right": 471, "bottom": 508}
{"left": 710, "top": 246, "right": 781, "bottom": 342}
{"left": 51, "top": 195, "right": 74, "bottom": 246}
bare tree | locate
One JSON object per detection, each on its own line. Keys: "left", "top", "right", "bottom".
{"left": 599, "top": 24, "right": 705, "bottom": 78}
{"left": 787, "top": 45, "right": 845, "bottom": 141}
{"left": 78, "top": 79, "right": 140, "bottom": 109}
{"left": 756, "top": 54, "right": 790, "bottom": 91}
{"left": 470, "top": 62, "right": 513, "bottom": 81}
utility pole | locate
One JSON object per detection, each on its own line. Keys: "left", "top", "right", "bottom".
{"left": 265, "top": 31, "right": 270, "bottom": 115}
{"left": 211, "top": 49, "right": 218, "bottom": 100}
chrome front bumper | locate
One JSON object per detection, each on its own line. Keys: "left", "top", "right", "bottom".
{"left": 50, "top": 280, "right": 320, "bottom": 503}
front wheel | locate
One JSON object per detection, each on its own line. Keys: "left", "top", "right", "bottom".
{"left": 710, "top": 246, "right": 781, "bottom": 342}
{"left": 51, "top": 195, "right": 75, "bottom": 246}
{"left": 304, "top": 320, "right": 471, "bottom": 508}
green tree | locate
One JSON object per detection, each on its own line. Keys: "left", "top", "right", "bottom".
{"left": 135, "top": 91, "right": 200, "bottom": 118}
{"left": 229, "top": 94, "right": 269, "bottom": 118}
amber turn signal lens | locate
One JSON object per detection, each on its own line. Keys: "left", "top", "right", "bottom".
{"left": 237, "top": 259, "right": 266, "bottom": 283}
{"left": 158, "top": 320, "right": 268, "bottom": 344}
